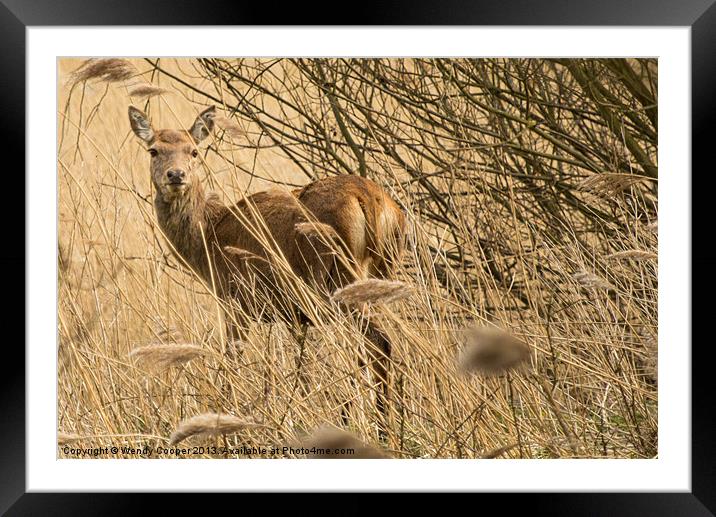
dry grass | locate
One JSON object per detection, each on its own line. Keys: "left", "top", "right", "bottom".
{"left": 57, "top": 58, "right": 657, "bottom": 459}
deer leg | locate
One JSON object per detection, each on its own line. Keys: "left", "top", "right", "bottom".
{"left": 340, "top": 364, "right": 362, "bottom": 427}
{"left": 224, "top": 306, "right": 248, "bottom": 363}
{"left": 215, "top": 306, "right": 248, "bottom": 409}
{"left": 288, "top": 321, "right": 310, "bottom": 398}
{"left": 364, "top": 320, "right": 392, "bottom": 442}
{"left": 340, "top": 396, "right": 352, "bottom": 427}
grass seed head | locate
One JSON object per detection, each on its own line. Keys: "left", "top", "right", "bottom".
{"left": 128, "top": 83, "right": 171, "bottom": 99}
{"left": 300, "top": 426, "right": 390, "bottom": 458}
{"left": 169, "top": 413, "right": 266, "bottom": 446}
{"left": 295, "top": 221, "right": 340, "bottom": 240}
{"left": 459, "top": 327, "right": 531, "bottom": 377}
{"left": 607, "top": 250, "right": 657, "bottom": 261}
{"left": 331, "top": 279, "right": 414, "bottom": 306}
{"left": 577, "top": 172, "right": 645, "bottom": 195}
{"left": 642, "top": 334, "right": 658, "bottom": 385}
{"left": 572, "top": 270, "right": 614, "bottom": 290}
{"left": 480, "top": 442, "right": 518, "bottom": 459}
{"left": 214, "top": 115, "right": 247, "bottom": 139}
{"left": 223, "top": 246, "right": 261, "bottom": 261}
{"left": 70, "top": 58, "right": 137, "bottom": 84}
{"left": 129, "top": 343, "right": 205, "bottom": 371}
{"left": 154, "top": 325, "right": 185, "bottom": 343}
{"left": 58, "top": 431, "right": 82, "bottom": 446}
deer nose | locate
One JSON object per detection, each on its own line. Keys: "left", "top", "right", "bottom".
{"left": 166, "top": 169, "right": 185, "bottom": 183}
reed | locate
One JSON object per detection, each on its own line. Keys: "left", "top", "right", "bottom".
{"left": 57, "top": 57, "right": 658, "bottom": 460}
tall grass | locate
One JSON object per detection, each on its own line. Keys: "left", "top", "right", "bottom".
{"left": 57, "top": 58, "right": 657, "bottom": 459}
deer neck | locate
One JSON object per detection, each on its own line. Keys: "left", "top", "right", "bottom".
{"left": 154, "top": 182, "right": 215, "bottom": 277}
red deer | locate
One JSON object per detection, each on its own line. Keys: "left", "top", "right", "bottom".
{"left": 129, "top": 105, "right": 406, "bottom": 436}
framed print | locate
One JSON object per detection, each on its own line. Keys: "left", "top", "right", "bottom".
{"left": 3, "top": 0, "right": 712, "bottom": 513}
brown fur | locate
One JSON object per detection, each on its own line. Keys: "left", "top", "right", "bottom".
{"left": 129, "top": 106, "right": 406, "bottom": 437}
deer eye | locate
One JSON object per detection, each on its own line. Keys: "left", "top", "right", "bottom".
{"left": 191, "top": 149, "right": 199, "bottom": 158}
{"left": 148, "top": 148, "right": 158, "bottom": 157}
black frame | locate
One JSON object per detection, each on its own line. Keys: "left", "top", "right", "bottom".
{"left": 3, "top": 0, "right": 711, "bottom": 514}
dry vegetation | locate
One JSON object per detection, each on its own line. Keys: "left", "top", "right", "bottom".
{"left": 57, "top": 57, "right": 657, "bottom": 459}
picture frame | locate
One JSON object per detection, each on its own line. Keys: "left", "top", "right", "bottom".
{"left": 3, "top": 0, "right": 710, "bottom": 512}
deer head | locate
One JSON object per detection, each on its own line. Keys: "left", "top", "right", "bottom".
{"left": 128, "top": 105, "right": 216, "bottom": 201}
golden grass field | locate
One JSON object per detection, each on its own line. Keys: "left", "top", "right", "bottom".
{"left": 57, "top": 58, "right": 658, "bottom": 459}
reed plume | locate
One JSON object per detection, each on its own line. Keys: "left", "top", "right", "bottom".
{"left": 642, "top": 334, "right": 658, "bottom": 385}
{"left": 128, "top": 83, "right": 170, "bottom": 99}
{"left": 331, "top": 279, "right": 414, "bottom": 306}
{"left": 300, "top": 426, "right": 390, "bottom": 458}
{"left": 578, "top": 172, "right": 645, "bottom": 195}
{"left": 58, "top": 431, "right": 81, "bottom": 446}
{"left": 214, "top": 115, "right": 247, "bottom": 140}
{"left": 169, "top": 413, "right": 266, "bottom": 446}
{"left": 129, "top": 343, "right": 205, "bottom": 370}
{"left": 459, "top": 327, "right": 531, "bottom": 376}
{"left": 479, "top": 442, "right": 518, "bottom": 459}
{"left": 223, "top": 246, "right": 270, "bottom": 262}
{"left": 607, "top": 250, "right": 657, "bottom": 261}
{"left": 154, "top": 325, "right": 185, "bottom": 344}
{"left": 70, "top": 58, "right": 137, "bottom": 84}
{"left": 572, "top": 270, "right": 614, "bottom": 290}
{"left": 294, "top": 221, "right": 340, "bottom": 240}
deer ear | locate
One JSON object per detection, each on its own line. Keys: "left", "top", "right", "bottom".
{"left": 128, "top": 106, "right": 155, "bottom": 143}
{"left": 189, "top": 105, "right": 216, "bottom": 143}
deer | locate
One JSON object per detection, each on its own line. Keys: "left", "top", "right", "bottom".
{"left": 128, "top": 105, "right": 406, "bottom": 438}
